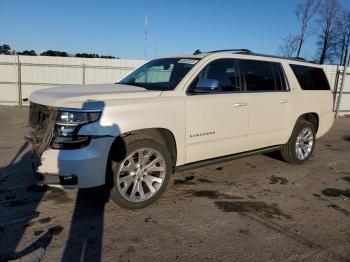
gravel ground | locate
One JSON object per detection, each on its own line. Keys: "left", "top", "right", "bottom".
{"left": 0, "top": 105, "right": 349, "bottom": 262}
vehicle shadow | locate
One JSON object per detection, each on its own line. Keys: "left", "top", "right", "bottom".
{"left": 60, "top": 100, "right": 124, "bottom": 261}
{"left": 61, "top": 136, "right": 125, "bottom": 261}
{"left": 0, "top": 141, "right": 50, "bottom": 261}
{"left": 0, "top": 100, "right": 124, "bottom": 262}
{"left": 61, "top": 187, "right": 107, "bottom": 261}
{"left": 264, "top": 151, "right": 284, "bottom": 162}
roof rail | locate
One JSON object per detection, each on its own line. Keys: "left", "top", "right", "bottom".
{"left": 207, "top": 49, "right": 252, "bottom": 54}
{"left": 193, "top": 49, "right": 252, "bottom": 55}
{"left": 192, "top": 49, "right": 317, "bottom": 64}
{"left": 239, "top": 52, "right": 317, "bottom": 64}
{"left": 287, "top": 57, "right": 316, "bottom": 63}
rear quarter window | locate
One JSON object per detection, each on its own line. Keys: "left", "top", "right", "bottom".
{"left": 290, "top": 64, "right": 330, "bottom": 90}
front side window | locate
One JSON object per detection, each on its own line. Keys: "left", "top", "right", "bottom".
{"left": 290, "top": 64, "right": 330, "bottom": 90}
{"left": 241, "top": 60, "right": 281, "bottom": 91}
{"left": 189, "top": 59, "right": 241, "bottom": 93}
{"left": 119, "top": 58, "right": 199, "bottom": 91}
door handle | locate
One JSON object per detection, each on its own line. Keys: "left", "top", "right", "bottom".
{"left": 279, "top": 99, "right": 290, "bottom": 103}
{"left": 233, "top": 102, "right": 248, "bottom": 107}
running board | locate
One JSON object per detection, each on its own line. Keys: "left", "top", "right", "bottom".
{"left": 175, "top": 145, "right": 283, "bottom": 173}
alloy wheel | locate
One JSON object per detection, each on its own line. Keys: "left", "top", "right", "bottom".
{"left": 295, "top": 127, "right": 314, "bottom": 160}
{"left": 116, "top": 148, "right": 166, "bottom": 202}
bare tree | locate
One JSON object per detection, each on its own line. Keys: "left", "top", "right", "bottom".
{"left": 295, "top": 0, "right": 319, "bottom": 57}
{"left": 316, "top": 0, "right": 342, "bottom": 64}
{"left": 279, "top": 34, "right": 300, "bottom": 57}
{"left": 337, "top": 10, "right": 350, "bottom": 65}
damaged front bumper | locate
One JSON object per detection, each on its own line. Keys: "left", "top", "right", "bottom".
{"left": 27, "top": 102, "right": 114, "bottom": 188}
{"left": 29, "top": 136, "right": 114, "bottom": 188}
{"left": 26, "top": 134, "right": 77, "bottom": 186}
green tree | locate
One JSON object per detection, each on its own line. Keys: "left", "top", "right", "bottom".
{"left": 100, "top": 55, "right": 116, "bottom": 59}
{"left": 40, "top": 50, "right": 68, "bottom": 57}
{"left": 75, "top": 53, "right": 100, "bottom": 58}
{"left": 0, "top": 44, "right": 12, "bottom": 55}
{"left": 18, "top": 50, "right": 37, "bottom": 56}
{"left": 75, "top": 53, "right": 116, "bottom": 59}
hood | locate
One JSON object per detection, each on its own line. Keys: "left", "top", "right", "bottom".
{"left": 29, "top": 84, "right": 162, "bottom": 109}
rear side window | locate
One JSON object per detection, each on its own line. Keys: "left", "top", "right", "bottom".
{"left": 290, "top": 64, "right": 330, "bottom": 90}
{"left": 240, "top": 60, "right": 287, "bottom": 91}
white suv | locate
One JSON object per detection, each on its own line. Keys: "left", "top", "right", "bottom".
{"left": 28, "top": 49, "right": 335, "bottom": 209}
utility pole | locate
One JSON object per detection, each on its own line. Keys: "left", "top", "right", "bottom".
{"left": 144, "top": 14, "right": 148, "bottom": 60}
{"left": 13, "top": 41, "right": 16, "bottom": 55}
{"left": 17, "top": 54, "right": 22, "bottom": 106}
{"left": 154, "top": 44, "right": 157, "bottom": 58}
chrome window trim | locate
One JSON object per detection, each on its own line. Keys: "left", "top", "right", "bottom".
{"left": 186, "top": 58, "right": 291, "bottom": 96}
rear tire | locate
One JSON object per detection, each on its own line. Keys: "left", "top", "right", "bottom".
{"left": 109, "top": 135, "right": 172, "bottom": 209}
{"left": 280, "top": 120, "right": 316, "bottom": 164}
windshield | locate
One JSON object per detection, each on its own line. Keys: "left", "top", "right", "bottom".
{"left": 118, "top": 58, "right": 199, "bottom": 91}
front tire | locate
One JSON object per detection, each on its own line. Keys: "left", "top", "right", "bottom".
{"left": 280, "top": 120, "right": 316, "bottom": 164}
{"left": 109, "top": 135, "right": 172, "bottom": 209}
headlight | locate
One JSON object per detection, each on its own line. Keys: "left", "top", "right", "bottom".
{"left": 51, "top": 109, "right": 101, "bottom": 149}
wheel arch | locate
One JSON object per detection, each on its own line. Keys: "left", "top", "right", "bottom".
{"left": 109, "top": 127, "right": 177, "bottom": 168}
{"left": 295, "top": 112, "right": 319, "bottom": 134}
{"left": 104, "top": 127, "right": 178, "bottom": 191}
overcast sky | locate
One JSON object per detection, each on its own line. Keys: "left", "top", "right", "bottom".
{"left": 1, "top": 0, "right": 350, "bottom": 59}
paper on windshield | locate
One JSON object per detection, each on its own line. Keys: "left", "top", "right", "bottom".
{"left": 177, "top": 59, "right": 198, "bottom": 65}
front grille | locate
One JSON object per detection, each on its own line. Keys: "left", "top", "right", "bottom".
{"left": 29, "top": 103, "right": 51, "bottom": 131}
{"left": 29, "top": 102, "right": 57, "bottom": 155}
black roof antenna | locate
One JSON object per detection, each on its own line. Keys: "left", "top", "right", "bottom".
{"left": 193, "top": 49, "right": 202, "bottom": 55}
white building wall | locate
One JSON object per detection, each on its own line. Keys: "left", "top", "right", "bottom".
{"left": 0, "top": 55, "right": 145, "bottom": 105}
{"left": 0, "top": 55, "right": 349, "bottom": 115}
{"left": 0, "top": 55, "right": 19, "bottom": 103}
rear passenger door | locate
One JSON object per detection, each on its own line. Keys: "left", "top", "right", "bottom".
{"left": 239, "top": 59, "right": 291, "bottom": 150}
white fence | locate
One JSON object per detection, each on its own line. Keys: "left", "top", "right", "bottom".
{"left": 0, "top": 55, "right": 349, "bottom": 115}
{"left": 0, "top": 55, "right": 145, "bottom": 105}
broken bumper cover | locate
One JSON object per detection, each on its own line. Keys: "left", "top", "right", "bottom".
{"left": 33, "top": 172, "right": 78, "bottom": 186}
{"left": 31, "top": 137, "right": 115, "bottom": 188}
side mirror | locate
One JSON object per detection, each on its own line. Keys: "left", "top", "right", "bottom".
{"left": 193, "top": 79, "right": 219, "bottom": 93}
